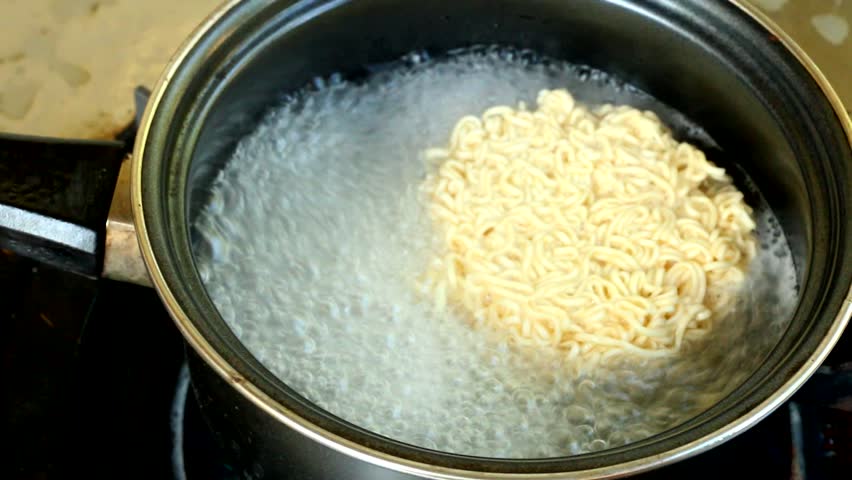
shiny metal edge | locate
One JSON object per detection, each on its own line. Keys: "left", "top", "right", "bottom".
{"left": 0, "top": 203, "right": 96, "bottom": 253}
{"left": 130, "top": 0, "right": 852, "bottom": 478}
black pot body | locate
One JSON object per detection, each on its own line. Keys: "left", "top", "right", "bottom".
{"left": 134, "top": 0, "right": 852, "bottom": 478}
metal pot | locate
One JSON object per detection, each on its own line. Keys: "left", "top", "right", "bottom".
{"left": 1, "top": 0, "right": 850, "bottom": 478}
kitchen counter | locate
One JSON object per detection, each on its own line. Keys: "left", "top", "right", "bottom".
{"left": 0, "top": 0, "right": 221, "bottom": 139}
{"left": 0, "top": 0, "right": 849, "bottom": 139}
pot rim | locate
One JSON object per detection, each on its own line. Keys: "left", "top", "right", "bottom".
{"left": 130, "top": 0, "right": 852, "bottom": 478}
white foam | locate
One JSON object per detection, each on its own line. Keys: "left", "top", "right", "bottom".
{"left": 193, "top": 49, "right": 799, "bottom": 458}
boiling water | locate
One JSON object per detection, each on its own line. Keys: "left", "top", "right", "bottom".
{"left": 193, "top": 48, "right": 798, "bottom": 458}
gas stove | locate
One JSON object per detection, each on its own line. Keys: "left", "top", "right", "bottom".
{"left": 1, "top": 244, "right": 850, "bottom": 479}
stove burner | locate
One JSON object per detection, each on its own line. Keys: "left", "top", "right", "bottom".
{"left": 171, "top": 360, "right": 243, "bottom": 480}
{"left": 171, "top": 363, "right": 191, "bottom": 480}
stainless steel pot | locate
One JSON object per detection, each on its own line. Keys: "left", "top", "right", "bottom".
{"left": 1, "top": 0, "right": 850, "bottom": 478}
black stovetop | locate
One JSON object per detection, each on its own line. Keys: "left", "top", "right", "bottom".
{"left": 1, "top": 250, "right": 851, "bottom": 480}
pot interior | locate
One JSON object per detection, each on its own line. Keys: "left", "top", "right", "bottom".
{"left": 139, "top": 0, "right": 852, "bottom": 474}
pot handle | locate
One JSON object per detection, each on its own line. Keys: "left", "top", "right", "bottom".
{"left": 102, "top": 157, "right": 152, "bottom": 286}
{"left": 0, "top": 133, "right": 127, "bottom": 279}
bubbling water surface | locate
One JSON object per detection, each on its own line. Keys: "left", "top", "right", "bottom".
{"left": 193, "top": 48, "right": 798, "bottom": 458}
